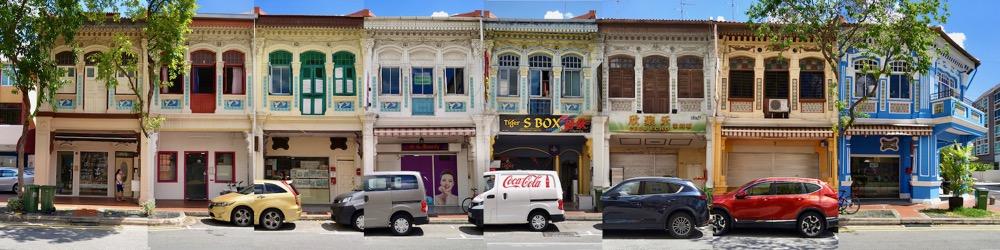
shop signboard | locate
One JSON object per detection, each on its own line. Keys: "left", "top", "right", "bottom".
{"left": 607, "top": 113, "right": 706, "bottom": 133}
{"left": 499, "top": 115, "right": 591, "bottom": 133}
{"left": 402, "top": 143, "right": 449, "bottom": 151}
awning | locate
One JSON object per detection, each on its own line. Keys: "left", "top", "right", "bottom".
{"left": 53, "top": 132, "right": 139, "bottom": 143}
{"left": 846, "top": 125, "right": 933, "bottom": 136}
{"left": 722, "top": 127, "right": 833, "bottom": 138}
{"left": 374, "top": 127, "right": 476, "bottom": 137}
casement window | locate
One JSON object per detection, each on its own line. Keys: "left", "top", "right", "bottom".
{"left": 190, "top": 50, "right": 216, "bottom": 96}
{"left": 764, "top": 57, "right": 789, "bottom": 100}
{"left": 677, "top": 56, "right": 704, "bottom": 98}
{"left": 528, "top": 55, "right": 552, "bottom": 98}
{"left": 642, "top": 55, "right": 669, "bottom": 113}
{"left": 411, "top": 67, "right": 434, "bottom": 95}
{"left": 333, "top": 52, "right": 356, "bottom": 96}
{"left": 888, "top": 61, "right": 910, "bottom": 99}
{"left": 56, "top": 51, "right": 76, "bottom": 93}
{"left": 299, "top": 51, "right": 326, "bottom": 115}
{"left": 222, "top": 50, "right": 245, "bottom": 95}
{"left": 214, "top": 152, "right": 235, "bottom": 183}
{"left": 157, "top": 152, "right": 177, "bottom": 182}
{"left": 936, "top": 73, "right": 958, "bottom": 98}
{"left": 608, "top": 55, "right": 635, "bottom": 98}
{"left": 799, "top": 58, "right": 825, "bottom": 100}
{"left": 269, "top": 51, "right": 292, "bottom": 95}
{"left": 380, "top": 67, "right": 400, "bottom": 95}
{"left": 561, "top": 56, "right": 582, "bottom": 98}
{"left": 853, "top": 59, "right": 878, "bottom": 98}
{"left": 84, "top": 52, "right": 99, "bottom": 79}
{"left": 0, "top": 65, "right": 14, "bottom": 86}
{"left": 0, "top": 103, "right": 22, "bottom": 125}
{"left": 445, "top": 67, "right": 465, "bottom": 95}
{"left": 497, "top": 54, "right": 519, "bottom": 97}
{"left": 160, "top": 67, "right": 184, "bottom": 94}
{"left": 728, "top": 56, "right": 755, "bottom": 99}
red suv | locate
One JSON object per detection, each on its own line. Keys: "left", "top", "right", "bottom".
{"left": 710, "top": 177, "right": 838, "bottom": 237}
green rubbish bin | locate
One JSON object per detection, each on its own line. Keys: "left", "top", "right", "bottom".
{"left": 976, "top": 188, "right": 990, "bottom": 210}
{"left": 39, "top": 185, "right": 56, "bottom": 213}
{"left": 22, "top": 184, "right": 39, "bottom": 213}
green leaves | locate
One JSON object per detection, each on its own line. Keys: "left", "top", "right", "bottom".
{"left": 940, "top": 143, "right": 977, "bottom": 196}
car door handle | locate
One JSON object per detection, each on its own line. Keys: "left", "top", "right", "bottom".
{"left": 256, "top": 195, "right": 265, "bottom": 199}
{"left": 630, "top": 202, "right": 641, "bottom": 206}
{"left": 364, "top": 195, "right": 369, "bottom": 202}
{"left": 486, "top": 194, "right": 495, "bottom": 199}
{"left": 503, "top": 193, "right": 508, "bottom": 200}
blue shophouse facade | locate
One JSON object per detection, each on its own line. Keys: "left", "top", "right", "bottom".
{"left": 837, "top": 29, "right": 987, "bottom": 203}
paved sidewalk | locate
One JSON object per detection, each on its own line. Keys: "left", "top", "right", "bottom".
{"left": 843, "top": 196, "right": 1000, "bottom": 225}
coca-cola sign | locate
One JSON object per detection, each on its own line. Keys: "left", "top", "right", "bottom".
{"left": 501, "top": 174, "right": 551, "bottom": 188}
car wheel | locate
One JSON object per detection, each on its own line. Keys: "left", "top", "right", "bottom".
{"left": 710, "top": 209, "right": 732, "bottom": 236}
{"left": 352, "top": 213, "right": 364, "bottom": 232}
{"left": 527, "top": 212, "right": 549, "bottom": 232}
{"left": 260, "top": 209, "right": 284, "bottom": 230}
{"left": 231, "top": 207, "right": 253, "bottom": 227}
{"left": 11, "top": 183, "right": 17, "bottom": 193}
{"left": 797, "top": 212, "right": 825, "bottom": 238}
{"left": 390, "top": 213, "right": 413, "bottom": 236}
{"left": 667, "top": 213, "right": 695, "bottom": 239}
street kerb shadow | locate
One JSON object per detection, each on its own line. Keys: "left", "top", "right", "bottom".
{"left": 0, "top": 223, "right": 120, "bottom": 244}
{"left": 711, "top": 228, "right": 838, "bottom": 250}
{"left": 321, "top": 222, "right": 358, "bottom": 232}
{"left": 602, "top": 227, "right": 709, "bottom": 240}
{"left": 200, "top": 218, "right": 244, "bottom": 228}
{"left": 364, "top": 227, "right": 426, "bottom": 237}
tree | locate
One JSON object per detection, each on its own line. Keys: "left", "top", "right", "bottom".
{"left": 92, "top": 0, "right": 196, "bottom": 137}
{"left": 0, "top": 0, "right": 110, "bottom": 195}
{"left": 746, "top": 0, "right": 948, "bottom": 135}
{"left": 940, "top": 142, "right": 976, "bottom": 208}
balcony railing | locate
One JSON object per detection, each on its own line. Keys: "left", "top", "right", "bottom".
{"left": 931, "top": 96, "right": 986, "bottom": 127}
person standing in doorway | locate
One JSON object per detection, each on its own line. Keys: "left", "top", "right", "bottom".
{"left": 115, "top": 168, "right": 124, "bottom": 201}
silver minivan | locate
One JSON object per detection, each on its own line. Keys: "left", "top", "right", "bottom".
{"left": 363, "top": 171, "right": 429, "bottom": 235}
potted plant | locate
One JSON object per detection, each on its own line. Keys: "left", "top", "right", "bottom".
{"left": 940, "top": 143, "right": 977, "bottom": 210}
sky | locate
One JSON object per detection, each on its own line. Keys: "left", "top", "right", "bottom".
{"left": 195, "top": 0, "right": 1000, "bottom": 99}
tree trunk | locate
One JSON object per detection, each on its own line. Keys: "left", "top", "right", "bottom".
{"left": 15, "top": 88, "right": 30, "bottom": 196}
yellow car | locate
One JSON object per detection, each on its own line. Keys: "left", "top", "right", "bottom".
{"left": 209, "top": 180, "right": 302, "bottom": 230}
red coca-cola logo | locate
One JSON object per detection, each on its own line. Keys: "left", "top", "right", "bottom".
{"left": 502, "top": 174, "right": 550, "bottom": 188}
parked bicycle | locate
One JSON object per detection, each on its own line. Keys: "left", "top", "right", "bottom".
{"left": 461, "top": 187, "right": 479, "bottom": 213}
{"left": 838, "top": 186, "right": 861, "bottom": 215}
{"left": 220, "top": 181, "right": 246, "bottom": 196}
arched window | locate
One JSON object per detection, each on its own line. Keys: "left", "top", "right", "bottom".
{"left": 333, "top": 51, "right": 356, "bottom": 96}
{"left": 608, "top": 55, "right": 635, "bottom": 98}
{"left": 728, "top": 56, "right": 755, "bottom": 99}
{"left": 269, "top": 50, "right": 292, "bottom": 95}
{"left": 84, "top": 52, "right": 100, "bottom": 78}
{"left": 528, "top": 54, "right": 552, "bottom": 114}
{"left": 299, "top": 51, "right": 326, "bottom": 115}
{"left": 853, "top": 59, "right": 877, "bottom": 98}
{"left": 222, "top": 50, "right": 245, "bottom": 95}
{"left": 799, "top": 58, "right": 825, "bottom": 100}
{"left": 888, "top": 61, "right": 910, "bottom": 99}
{"left": 497, "top": 54, "right": 519, "bottom": 96}
{"left": 561, "top": 55, "right": 582, "bottom": 98}
{"left": 642, "top": 55, "right": 669, "bottom": 113}
{"left": 764, "top": 57, "right": 789, "bottom": 101}
{"left": 677, "top": 56, "right": 704, "bottom": 98}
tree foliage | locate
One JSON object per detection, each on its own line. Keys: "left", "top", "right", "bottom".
{"left": 747, "top": 0, "right": 949, "bottom": 135}
{"left": 940, "top": 143, "right": 977, "bottom": 196}
{"left": 93, "top": 0, "right": 196, "bottom": 137}
{"left": 0, "top": 0, "right": 111, "bottom": 194}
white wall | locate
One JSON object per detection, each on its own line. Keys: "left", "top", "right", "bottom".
{"left": 974, "top": 170, "right": 1000, "bottom": 183}
{"left": 156, "top": 132, "right": 249, "bottom": 200}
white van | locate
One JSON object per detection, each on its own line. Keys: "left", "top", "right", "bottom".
{"left": 468, "top": 170, "right": 565, "bottom": 231}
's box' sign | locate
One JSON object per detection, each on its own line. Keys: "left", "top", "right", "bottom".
{"left": 499, "top": 115, "right": 591, "bottom": 133}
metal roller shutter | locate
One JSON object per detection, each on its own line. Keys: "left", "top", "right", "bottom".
{"left": 611, "top": 154, "right": 678, "bottom": 186}
{"left": 726, "top": 146, "right": 819, "bottom": 187}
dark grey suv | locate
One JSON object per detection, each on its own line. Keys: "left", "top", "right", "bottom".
{"left": 601, "top": 177, "right": 709, "bottom": 238}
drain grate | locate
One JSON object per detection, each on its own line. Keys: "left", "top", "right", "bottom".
{"left": 542, "top": 232, "right": 579, "bottom": 237}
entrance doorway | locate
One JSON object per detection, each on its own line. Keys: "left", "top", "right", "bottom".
{"left": 78, "top": 152, "right": 109, "bottom": 196}
{"left": 184, "top": 152, "right": 208, "bottom": 200}
{"left": 56, "top": 151, "right": 74, "bottom": 195}
{"left": 850, "top": 156, "right": 900, "bottom": 198}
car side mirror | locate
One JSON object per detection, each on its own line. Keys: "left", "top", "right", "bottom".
{"left": 607, "top": 191, "right": 621, "bottom": 199}
{"left": 735, "top": 191, "right": 748, "bottom": 199}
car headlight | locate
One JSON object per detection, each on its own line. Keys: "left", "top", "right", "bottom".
{"left": 211, "top": 202, "right": 233, "bottom": 207}
{"left": 340, "top": 196, "right": 352, "bottom": 203}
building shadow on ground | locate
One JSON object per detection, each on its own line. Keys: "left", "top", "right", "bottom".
{"left": 0, "top": 223, "right": 120, "bottom": 244}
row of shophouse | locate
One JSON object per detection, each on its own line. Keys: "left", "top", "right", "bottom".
{"left": 8, "top": 8, "right": 986, "bottom": 210}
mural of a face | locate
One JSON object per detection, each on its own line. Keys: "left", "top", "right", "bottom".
{"left": 440, "top": 173, "right": 455, "bottom": 192}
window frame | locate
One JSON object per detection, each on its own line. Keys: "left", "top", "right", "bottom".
{"left": 608, "top": 55, "right": 635, "bottom": 98}
{"left": 332, "top": 51, "right": 356, "bottom": 96}
{"left": 798, "top": 58, "right": 825, "bottom": 100}
{"left": 561, "top": 56, "right": 583, "bottom": 98}
{"left": 445, "top": 67, "right": 465, "bottom": 95}
{"left": 156, "top": 151, "right": 178, "bottom": 183}
{"left": 728, "top": 56, "right": 755, "bottom": 99}
{"left": 677, "top": 55, "right": 704, "bottom": 99}
{"left": 222, "top": 50, "right": 246, "bottom": 95}
{"left": 268, "top": 51, "right": 293, "bottom": 95}
{"left": 214, "top": 152, "right": 236, "bottom": 183}
{"left": 411, "top": 67, "right": 434, "bottom": 95}
{"left": 380, "top": 67, "right": 401, "bottom": 95}
{"left": 0, "top": 103, "right": 23, "bottom": 125}
{"left": 497, "top": 54, "right": 520, "bottom": 97}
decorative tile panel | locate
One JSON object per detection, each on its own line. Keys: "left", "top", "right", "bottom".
{"left": 271, "top": 100, "right": 290, "bottom": 111}
{"left": 446, "top": 102, "right": 466, "bottom": 112}
{"left": 224, "top": 100, "right": 243, "bottom": 110}
{"left": 755, "top": 78, "right": 763, "bottom": 110}
{"left": 731, "top": 100, "right": 753, "bottom": 112}
{"left": 381, "top": 102, "right": 400, "bottom": 112}
{"left": 800, "top": 101, "right": 824, "bottom": 113}
{"left": 721, "top": 78, "right": 728, "bottom": 109}
{"left": 561, "top": 103, "right": 581, "bottom": 114}
{"left": 888, "top": 101, "right": 911, "bottom": 114}
{"left": 117, "top": 99, "right": 134, "bottom": 111}
{"left": 678, "top": 99, "right": 701, "bottom": 112}
{"left": 828, "top": 79, "right": 835, "bottom": 111}
{"left": 791, "top": 79, "right": 799, "bottom": 110}
{"left": 858, "top": 100, "right": 877, "bottom": 113}
{"left": 161, "top": 99, "right": 181, "bottom": 109}
{"left": 335, "top": 101, "right": 354, "bottom": 112}
{"left": 57, "top": 99, "right": 75, "bottom": 109}
{"left": 498, "top": 102, "right": 519, "bottom": 113}
{"left": 609, "top": 98, "right": 634, "bottom": 112}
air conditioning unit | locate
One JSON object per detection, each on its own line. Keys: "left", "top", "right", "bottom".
{"left": 768, "top": 99, "right": 790, "bottom": 112}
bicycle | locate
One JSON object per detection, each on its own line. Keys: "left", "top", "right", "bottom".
{"left": 838, "top": 186, "right": 861, "bottom": 215}
{"left": 461, "top": 187, "right": 479, "bottom": 213}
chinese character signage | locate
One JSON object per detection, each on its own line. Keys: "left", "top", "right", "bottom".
{"left": 499, "top": 115, "right": 591, "bottom": 133}
{"left": 607, "top": 113, "right": 706, "bottom": 133}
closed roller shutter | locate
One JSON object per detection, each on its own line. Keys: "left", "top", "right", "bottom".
{"left": 726, "top": 145, "right": 818, "bottom": 187}
{"left": 610, "top": 154, "right": 677, "bottom": 186}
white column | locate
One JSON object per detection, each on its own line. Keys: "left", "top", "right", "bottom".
{"left": 33, "top": 118, "right": 52, "bottom": 185}
{"left": 362, "top": 113, "right": 377, "bottom": 174}
{"left": 473, "top": 114, "right": 493, "bottom": 191}
{"left": 139, "top": 132, "right": 158, "bottom": 203}
{"left": 591, "top": 116, "right": 610, "bottom": 188}
{"left": 704, "top": 118, "right": 714, "bottom": 189}
{"left": 244, "top": 131, "right": 255, "bottom": 182}
{"left": 253, "top": 128, "right": 265, "bottom": 182}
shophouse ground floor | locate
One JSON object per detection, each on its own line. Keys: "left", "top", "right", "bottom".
{"left": 712, "top": 126, "right": 837, "bottom": 194}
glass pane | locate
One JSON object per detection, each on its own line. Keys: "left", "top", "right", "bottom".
{"left": 79, "top": 152, "right": 108, "bottom": 196}
{"left": 215, "top": 153, "right": 233, "bottom": 182}
{"left": 57, "top": 152, "right": 74, "bottom": 195}
{"left": 746, "top": 182, "right": 771, "bottom": 196}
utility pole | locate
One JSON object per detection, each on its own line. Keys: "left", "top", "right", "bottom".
{"left": 678, "top": 0, "right": 693, "bottom": 19}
